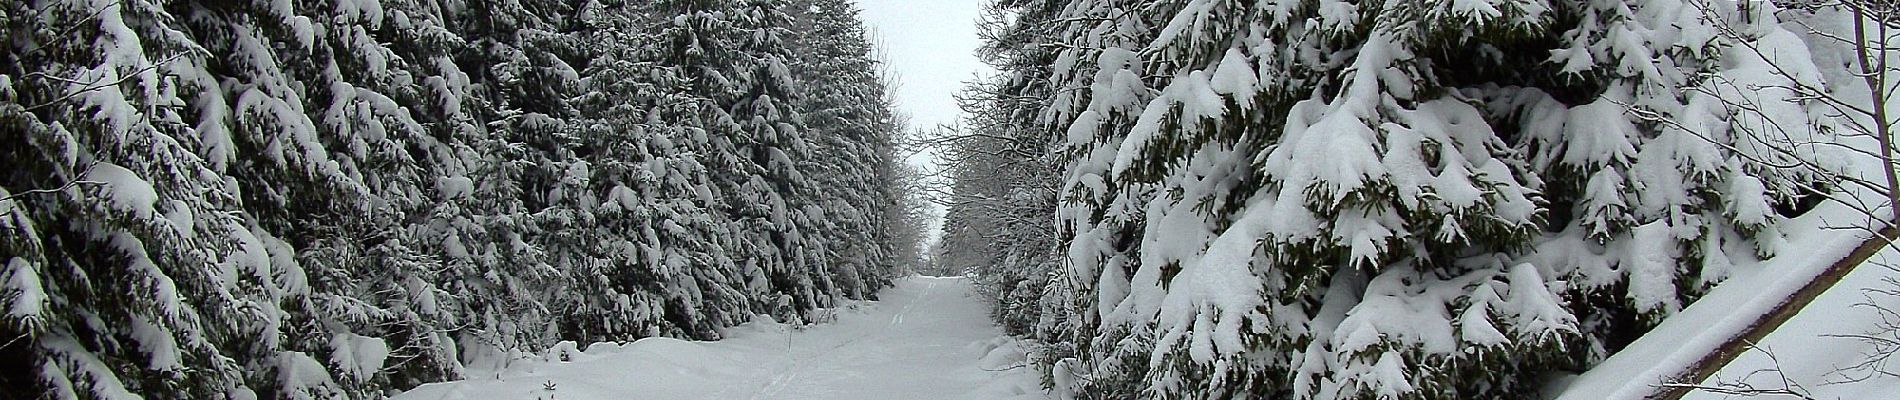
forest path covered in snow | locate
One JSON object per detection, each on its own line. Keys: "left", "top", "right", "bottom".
{"left": 393, "top": 276, "right": 1048, "bottom": 400}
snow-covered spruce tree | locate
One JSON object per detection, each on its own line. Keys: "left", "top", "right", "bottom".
{"left": 0, "top": 0, "right": 321, "bottom": 397}
{"left": 181, "top": 0, "right": 487, "bottom": 392}
{"left": 1508, "top": 0, "right": 1829, "bottom": 363}
{"left": 1019, "top": 0, "right": 1168, "bottom": 394}
{"left": 950, "top": 0, "right": 1836, "bottom": 399}
{"left": 8, "top": 0, "right": 548, "bottom": 395}
{"left": 2, "top": 0, "right": 915, "bottom": 396}
{"left": 786, "top": 0, "right": 909, "bottom": 299}
{"left": 414, "top": 0, "right": 589, "bottom": 366}
{"left": 648, "top": 0, "right": 831, "bottom": 322}
{"left": 727, "top": 0, "right": 832, "bottom": 318}
{"left": 553, "top": 0, "right": 753, "bottom": 342}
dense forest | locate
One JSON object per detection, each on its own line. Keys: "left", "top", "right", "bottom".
{"left": 939, "top": 0, "right": 1866, "bottom": 399}
{"left": 9, "top": 0, "right": 1898, "bottom": 398}
{"left": 0, "top": 0, "right": 928, "bottom": 398}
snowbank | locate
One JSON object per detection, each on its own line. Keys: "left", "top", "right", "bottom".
{"left": 1552, "top": 201, "right": 1897, "bottom": 399}
{"left": 393, "top": 277, "right": 1047, "bottom": 400}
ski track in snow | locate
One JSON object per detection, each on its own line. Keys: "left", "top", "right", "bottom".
{"left": 394, "top": 276, "right": 1048, "bottom": 400}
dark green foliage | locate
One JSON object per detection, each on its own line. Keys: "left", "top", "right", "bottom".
{"left": 0, "top": 0, "right": 919, "bottom": 397}
{"left": 946, "top": 0, "right": 1835, "bottom": 399}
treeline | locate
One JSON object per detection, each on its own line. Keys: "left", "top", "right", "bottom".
{"left": 0, "top": 0, "right": 924, "bottom": 398}
{"left": 941, "top": 0, "right": 1844, "bottom": 399}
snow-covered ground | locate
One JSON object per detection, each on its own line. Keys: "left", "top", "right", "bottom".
{"left": 392, "top": 276, "right": 1049, "bottom": 400}
{"left": 1685, "top": 246, "right": 1900, "bottom": 400}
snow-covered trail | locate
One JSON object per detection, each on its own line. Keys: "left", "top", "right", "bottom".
{"left": 393, "top": 276, "right": 1048, "bottom": 400}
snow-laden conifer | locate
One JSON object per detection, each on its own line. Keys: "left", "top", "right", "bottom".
{"left": 951, "top": 0, "right": 1843, "bottom": 398}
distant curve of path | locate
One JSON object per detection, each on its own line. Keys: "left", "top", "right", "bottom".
{"left": 394, "top": 276, "right": 1048, "bottom": 400}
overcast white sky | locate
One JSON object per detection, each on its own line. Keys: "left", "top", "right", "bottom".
{"left": 853, "top": 0, "right": 989, "bottom": 255}
{"left": 856, "top": 0, "right": 990, "bottom": 134}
